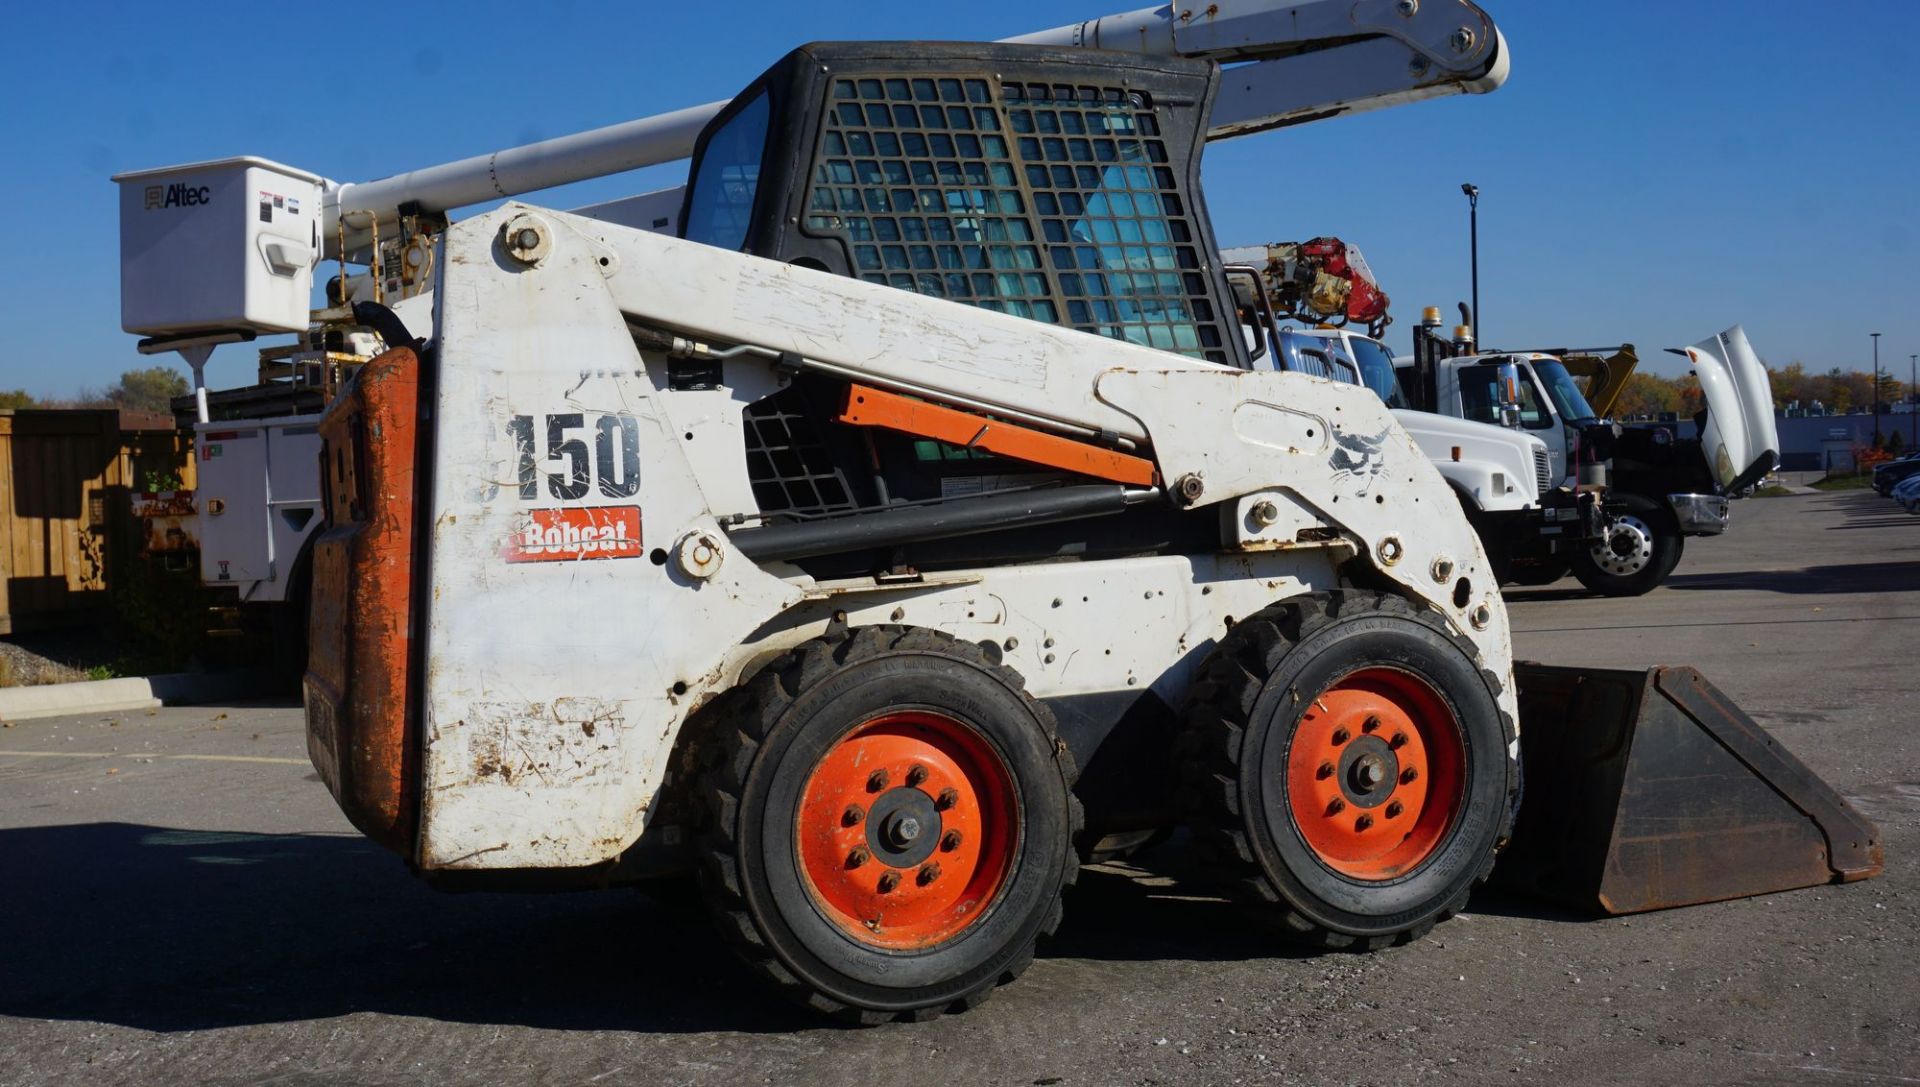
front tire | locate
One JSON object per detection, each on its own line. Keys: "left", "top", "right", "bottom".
{"left": 1181, "top": 592, "right": 1515, "bottom": 950}
{"left": 1570, "top": 493, "right": 1683, "bottom": 597}
{"left": 697, "top": 627, "right": 1080, "bottom": 1023}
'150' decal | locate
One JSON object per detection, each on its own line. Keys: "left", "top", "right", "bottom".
{"left": 506, "top": 413, "right": 640, "bottom": 501}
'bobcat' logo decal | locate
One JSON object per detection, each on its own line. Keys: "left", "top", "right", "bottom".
{"left": 1329, "top": 427, "right": 1391, "bottom": 496}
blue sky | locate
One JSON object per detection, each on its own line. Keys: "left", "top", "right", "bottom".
{"left": 1, "top": 1, "right": 1915, "bottom": 398}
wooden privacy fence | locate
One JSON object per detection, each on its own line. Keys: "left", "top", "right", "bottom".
{"left": 0, "top": 409, "right": 196, "bottom": 634}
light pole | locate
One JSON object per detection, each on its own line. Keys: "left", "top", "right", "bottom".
{"left": 1460, "top": 183, "right": 1480, "bottom": 336}
{"left": 1911, "top": 354, "right": 1917, "bottom": 448}
{"left": 1871, "top": 332, "right": 1881, "bottom": 446}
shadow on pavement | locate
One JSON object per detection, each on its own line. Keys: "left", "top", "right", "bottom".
{"left": 1500, "top": 586, "right": 1591, "bottom": 603}
{"left": 0, "top": 822, "right": 1357, "bottom": 1034}
{"left": 0, "top": 822, "right": 813, "bottom": 1035}
{"left": 1665, "top": 561, "right": 1920, "bottom": 595}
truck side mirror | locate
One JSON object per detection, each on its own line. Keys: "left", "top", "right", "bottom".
{"left": 1496, "top": 360, "right": 1524, "bottom": 428}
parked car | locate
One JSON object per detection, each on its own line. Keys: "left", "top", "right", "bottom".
{"left": 1874, "top": 454, "right": 1920, "bottom": 496}
{"left": 1892, "top": 474, "right": 1920, "bottom": 513}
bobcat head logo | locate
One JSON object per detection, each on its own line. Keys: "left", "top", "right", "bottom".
{"left": 1329, "top": 427, "right": 1391, "bottom": 496}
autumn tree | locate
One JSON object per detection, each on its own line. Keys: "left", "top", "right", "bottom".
{"left": 1613, "top": 372, "right": 1682, "bottom": 418}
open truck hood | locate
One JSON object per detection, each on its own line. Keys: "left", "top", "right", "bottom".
{"left": 1681, "top": 325, "right": 1779, "bottom": 494}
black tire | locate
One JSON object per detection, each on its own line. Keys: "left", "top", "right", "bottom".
{"left": 1569, "top": 493, "right": 1683, "bottom": 597}
{"left": 1505, "top": 560, "right": 1570, "bottom": 587}
{"left": 696, "top": 626, "right": 1080, "bottom": 1024}
{"left": 1180, "top": 592, "right": 1516, "bottom": 950}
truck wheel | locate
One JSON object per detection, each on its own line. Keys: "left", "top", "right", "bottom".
{"left": 697, "top": 626, "right": 1080, "bottom": 1023}
{"left": 1505, "top": 560, "right": 1569, "bottom": 587}
{"left": 1180, "top": 592, "right": 1515, "bottom": 950}
{"left": 1570, "top": 494, "right": 1682, "bottom": 597}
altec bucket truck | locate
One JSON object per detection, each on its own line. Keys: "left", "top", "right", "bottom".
{"left": 115, "top": 1, "right": 1877, "bottom": 1023}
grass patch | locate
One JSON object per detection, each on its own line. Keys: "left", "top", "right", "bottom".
{"left": 1750, "top": 484, "right": 1797, "bottom": 497}
{"left": 1811, "top": 473, "right": 1873, "bottom": 491}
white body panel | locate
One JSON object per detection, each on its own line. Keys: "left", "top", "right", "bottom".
{"left": 411, "top": 206, "right": 1515, "bottom": 870}
{"left": 1685, "top": 325, "right": 1780, "bottom": 492}
{"left": 115, "top": 157, "right": 321, "bottom": 338}
{"left": 1393, "top": 409, "right": 1544, "bottom": 513}
{"left": 1285, "top": 328, "right": 1546, "bottom": 513}
{"left": 194, "top": 415, "right": 324, "bottom": 601}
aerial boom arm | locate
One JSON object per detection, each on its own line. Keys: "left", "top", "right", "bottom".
{"left": 322, "top": 0, "right": 1504, "bottom": 250}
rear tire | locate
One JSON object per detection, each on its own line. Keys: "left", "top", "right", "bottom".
{"left": 696, "top": 626, "right": 1080, "bottom": 1023}
{"left": 1180, "top": 592, "right": 1515, "bottom": 950}
{"left": 1570, "top": 493, "right": 1682, "bottom": 597}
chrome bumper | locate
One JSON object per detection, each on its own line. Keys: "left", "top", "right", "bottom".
{"left": 1669, "top": 493, "right": 1731, "bottom": 535}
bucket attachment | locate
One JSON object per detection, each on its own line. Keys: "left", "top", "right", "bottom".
{"left": 1497, "top": 664, "right": 1883, "bottom": 914}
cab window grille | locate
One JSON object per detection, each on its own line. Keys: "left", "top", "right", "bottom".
{"left": 741, "top": 385, "right": 857, "bottom": 518}
{"left": 804, "top": 74, "right": 1228, "bottom": 363}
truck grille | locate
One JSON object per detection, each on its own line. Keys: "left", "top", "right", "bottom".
{"left": 1534, "top": 447, "right": 1553, "bottom": 494}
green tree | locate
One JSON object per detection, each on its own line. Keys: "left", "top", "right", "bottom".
{"left": 1873, "top": 369, "right": 1901, "bottom": 410}
{"left": 0, "top": 389, "right": 34, "bottom": 409}
{"left": 86, "top": 366, "right": 189, "bottom": 415}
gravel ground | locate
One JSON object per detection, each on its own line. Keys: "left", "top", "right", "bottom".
{"left": 0, "top": 489, "right": 1913, "bottom": 1086}
{"left": 0, "top": 640, "right": 90, "bottom": 688}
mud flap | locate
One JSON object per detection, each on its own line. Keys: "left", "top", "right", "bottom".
{"left": 1495, "top": 664, "right": 1883, "bottom": 914}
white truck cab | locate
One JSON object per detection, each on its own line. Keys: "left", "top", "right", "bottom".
{"left": 1266, "top": 327, "right": 1586, "bottom": 586}
{"left": 1393, "top": 315, "right": 1781, "bottom": 595}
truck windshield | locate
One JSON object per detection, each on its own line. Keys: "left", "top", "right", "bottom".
{"left": 1350, "top": 336, "right": 1410, "bottom": 409}
{"left": 1532, "top": 359, "right": 1599, "bottom": 423}
{"left": 682, "top": 91, "right": 770, "bottom": 251}
{"left": 1458, "top": 362, "right": 1554, "bottom": 430}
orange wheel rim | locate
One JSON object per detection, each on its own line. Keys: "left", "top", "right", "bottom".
{"left": 796, "top": 711, "right": 1019, "bottom": 950}
{"left": 1285, "top": 667, "right": 1466, "bottom": 881}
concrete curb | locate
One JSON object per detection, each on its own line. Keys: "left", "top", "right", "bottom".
{"left": 0, "top": 671, "right": 278, "bottom": 723}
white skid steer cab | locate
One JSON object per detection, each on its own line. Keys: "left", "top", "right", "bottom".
{"left": 115, "top": 4, "right": 1879, "bottom": 1025}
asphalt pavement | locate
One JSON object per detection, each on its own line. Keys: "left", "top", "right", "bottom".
{"left": 2, "top": 489, "right": 1914, "bottom": 1086}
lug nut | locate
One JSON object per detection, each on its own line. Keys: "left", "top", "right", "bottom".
{"left": 1386, "top": 801, "right": 1404, "bottom": 819}
{"left": 1326, "top": 797, "right": 1347, "bottom": 815}
{"left": 941, "top": 830, "right": 963, "bottom": 851}
{"left": 846, "top": 847, "right": 870, "bottom": 869}
{"left": 877, "top": 871, "right": 900, "bottom": 894}
{"left": 1316, "top": 760, "right": 1335, "bottom": 780}
{"left": 866, "top": 769, "right": 889, "bottom": 792}
{"left": 917, "top": 862, "right": 942, "bottom": 886}
{"left": 1389, "top": 731, "right": 1407, "bottom": 749}
{"left": 1331, "top": 727, "right": 1351, "bottom": 745}
{"left": 935, "top": 787, "right": 959, "bottom": 810}
{"left": 1356, "top": 814, "right": 1374, "bottom": 831}
{"left": 842, "top": 805, "right": 865, "bottom": 826}
{"left": 1401, "top": 767, "right": 1419, "bottom": 784}
{"left": 906, "top": 765, "right": 929, "bottom": 787}
{"left": 1362, "top": 714, "right": 1381, "bottom": 733}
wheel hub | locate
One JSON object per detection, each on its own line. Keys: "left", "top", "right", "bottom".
{"left": 795, "top": 711, "right": 1018, "bottom": 950}
{"left": 1338, "top": 735, "right": 1401, "bottom": 809}
{"left": 1591, "top": 514, "right": 1654, "bottom": 576}
{"left": 1284, "top": 668, "right": 1467, "bottom": 881}
{"left": 866, "top": 787, "right": 941, "bottom": 868}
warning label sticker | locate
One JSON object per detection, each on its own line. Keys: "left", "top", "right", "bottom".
{"left": 505, "top": 507, "right": 643, "bottom": 563}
